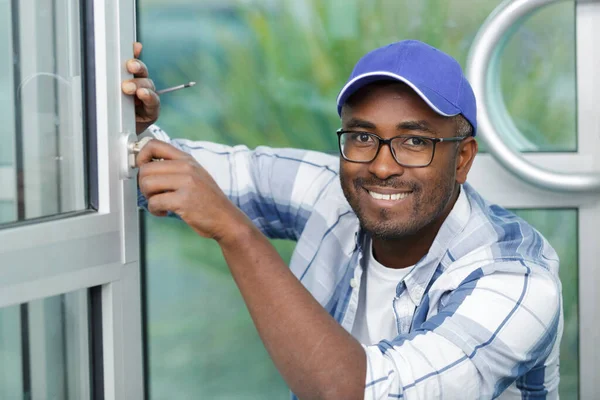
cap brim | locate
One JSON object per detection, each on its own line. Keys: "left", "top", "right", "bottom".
{"left": 336, "top": 72, "right": 461, "bottom": 118}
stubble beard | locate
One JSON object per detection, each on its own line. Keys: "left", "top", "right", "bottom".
{"left": 340, "top": 173, "right": 456, "bottom": 241}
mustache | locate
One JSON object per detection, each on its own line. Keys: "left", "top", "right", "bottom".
{"left": 353, "top": 177, "right": 419, "bottom": 192}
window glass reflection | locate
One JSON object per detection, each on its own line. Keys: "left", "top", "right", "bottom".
{"left": 0, "top": 291, "right": 91, "bottom": 400}
{"left": 498, "top": 2, "right": 576, "bottom": 152}
{"left": 0, "top": 305, "right": 23, "bottom": 400}
{"left": 0, "top": 0, "right": 88, "bottom": 226}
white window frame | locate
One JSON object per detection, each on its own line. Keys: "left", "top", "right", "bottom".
{"left": 0, "top": 0, "right": 143, "bottom": 399}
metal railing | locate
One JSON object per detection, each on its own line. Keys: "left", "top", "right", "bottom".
{"left": 466, "top": 0, "right": 600, "bottom": 192}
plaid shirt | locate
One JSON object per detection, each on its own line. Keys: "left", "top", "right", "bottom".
{"left": 139, "top": 125, "right": 563, "bottom": 399}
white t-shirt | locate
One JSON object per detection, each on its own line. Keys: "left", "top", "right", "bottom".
{"left": 351, "top": 241, "right": 414, "bottom": 344}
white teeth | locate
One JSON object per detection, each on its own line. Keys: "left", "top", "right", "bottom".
{"left": 368, "top": 191, "right": 409, "bottom": 201}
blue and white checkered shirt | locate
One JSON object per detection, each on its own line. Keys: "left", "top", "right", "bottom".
{"left": 140, "top": 125, "right": 563, "bottom": 399}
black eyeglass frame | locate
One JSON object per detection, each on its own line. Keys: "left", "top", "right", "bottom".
{"left": 336, "top": 129, "right": 467, "bottom": 168}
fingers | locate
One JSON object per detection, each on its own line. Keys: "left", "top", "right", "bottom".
{"left": 122, "top": 77, "right": 155, "bottom": 95}
{"left": 126, "top": 59, "right": 149, "bottom": 78}
{"left": 139, "top": 173, "right": 186, "bottom": 198}
{"left": 133, "top": 42, "right": 142, "bottom": 59}
{"left": 138, "top": 157, "right": 193, "bottom": 179}
{"left": 146, "top": 191, "right": 176, "bottom": 217}
{"left": 136, "top": 87, "right": 160, "bottom": 112}
{"left": 136, "top": 139, "right": 190, "bottom": 166}
{"left": 122, "top": 77, "right": 159, "bottom": 118}
{"left": 126, "top": 42, "right": 159, "bottom": 134}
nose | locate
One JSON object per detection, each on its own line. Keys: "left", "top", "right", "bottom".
{"left": 367, "top": 143, "right": 405, "bottom": 180}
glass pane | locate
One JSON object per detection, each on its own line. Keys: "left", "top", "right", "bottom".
{"left": 0, "top": 0, "right": 88, "bottom": 226}
{"left": 140, "top": 1, "right": 579, "bottom": 398}
{"left": 0, "top": 202, "right": 15, "bottom": 225}
{"left": 495, "top": 2, "right": 576, "bottom": 152}
{"left": 511, "top": 209, "right": 578, "bottom": 399}
{"left": 145, "top": 215, "right": 293, "bottom": 398}
{"left": 0, "top": 305, "right": 23, "bottom": 399}
{"left": 0, "top": 290, "right": 91, "bottom": 400}
{"left": 0, "top": 0, "right": 17, "bottom": 223}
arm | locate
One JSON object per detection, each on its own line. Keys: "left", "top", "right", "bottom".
{"left": 136, "top": 140, "right": 365, "bottom": 399}
{"left": 139, "top": 125, "right": 339, "bottom": 240}
{"left": 221, "top": 221, "right": 367, "bottom": 400}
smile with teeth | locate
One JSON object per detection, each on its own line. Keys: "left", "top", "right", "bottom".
{"left": 368, "top": 190, "right": 410, "bottom": 201}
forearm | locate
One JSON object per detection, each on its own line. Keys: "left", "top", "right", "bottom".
{"left": 218, "top": 223, "right": 366, "bottom": 400}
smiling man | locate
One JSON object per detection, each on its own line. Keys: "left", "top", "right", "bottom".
{"left": 127, "top": 40, "right": 562, "bottom": 399}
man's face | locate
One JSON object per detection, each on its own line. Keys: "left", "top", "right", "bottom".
{"left": 339, "top": 82, "right": 466, "bottom": 240}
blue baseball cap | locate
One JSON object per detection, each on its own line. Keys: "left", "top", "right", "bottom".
{"left": 336, "top": 40, "right": 477, "bottom": 135}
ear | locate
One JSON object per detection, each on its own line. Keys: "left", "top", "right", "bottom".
{"left": 455, "top": 137, "right": 478, "bottom": 184}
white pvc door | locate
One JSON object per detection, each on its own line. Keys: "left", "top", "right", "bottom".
{"left": 0, "top": 0, "right": 143, "bottom": 399}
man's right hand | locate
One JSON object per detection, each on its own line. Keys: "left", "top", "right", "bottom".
{"left": 122, "top": 42, "right": 160, "bottom": 135}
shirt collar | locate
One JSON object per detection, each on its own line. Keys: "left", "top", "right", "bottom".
{"left": 403, "top": 185, "right": 471, "bottom": 305}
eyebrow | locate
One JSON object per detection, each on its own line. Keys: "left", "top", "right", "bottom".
{"left": 344, "top": 118, "right": 438, "bottom": 136}
{"left": 398, "top": 120, "right": 438, "bottom": 136}
{"left": 345, "top": 118, "right": 376, "bottom": 130}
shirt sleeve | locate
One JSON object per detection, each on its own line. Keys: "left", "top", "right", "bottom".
{"left": 361, "top": 261, "right": 562, "bottom": 399}
{"left": 137, "top": 125, "right": 340, "bottom": 240}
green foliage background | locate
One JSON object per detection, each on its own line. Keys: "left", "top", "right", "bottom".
{"left": 140, "top": 1, "right": 579, "bottom": 398}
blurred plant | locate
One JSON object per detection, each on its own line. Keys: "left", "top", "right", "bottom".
{"left": 147, "top": 0, "right": 575, "bottom": 152}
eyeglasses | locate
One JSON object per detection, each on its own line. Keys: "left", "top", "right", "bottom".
{"left": 337, "top": 129, "right": 466, "bottom": 168}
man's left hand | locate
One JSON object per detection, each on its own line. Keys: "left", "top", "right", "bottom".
{"left": 122, "top": 42, "right": 160, "bottom": 135}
